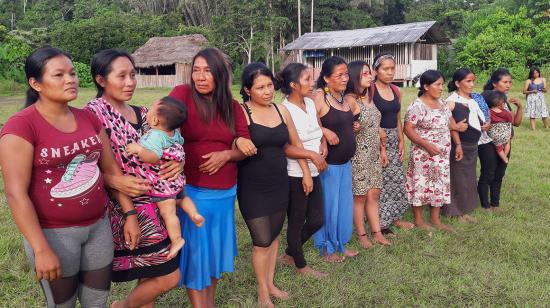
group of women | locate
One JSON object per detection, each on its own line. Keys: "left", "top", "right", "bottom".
{"left": 0, "top": 45, "right": 532, "bottom": 308}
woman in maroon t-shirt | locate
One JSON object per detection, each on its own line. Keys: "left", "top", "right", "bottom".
{"left": 0, "top": 48, "right": 134, "bottom": 307}
{"left": 169, "top": 48, "right": 255, "bottom": 307}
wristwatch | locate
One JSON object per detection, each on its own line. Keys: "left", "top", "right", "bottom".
{"left": 123, "top": 209, "right": 137, "bottom": 219}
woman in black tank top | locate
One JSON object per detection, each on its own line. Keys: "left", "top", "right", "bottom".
{"left": 237, "top": 63, "right": 312, "bottom": 307}
{"left": 370, "top": 52, "right": 415, "bottom": 233}
{"left": 311, "top": 56, "right": 358, "bottom": 262}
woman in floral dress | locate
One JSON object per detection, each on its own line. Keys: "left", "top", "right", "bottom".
{"left": 404, "top": 70, "right": 462, "bottom": 232}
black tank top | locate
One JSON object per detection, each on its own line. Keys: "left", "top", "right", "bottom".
{"left": 451, "top": 103, "right": 481, "bottom": 144}
{"left": 237, "top": 103, "right": 290, "bottom": 219}
{"left": 373, "top": 85, "right": 400, "bottom": 129}
{"left": 320, "top": 96, "right": 357, "bottom": 165}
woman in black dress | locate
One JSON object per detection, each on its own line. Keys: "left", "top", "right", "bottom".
{"left": 238, "top": 62, "right": 311, "bottom": 308}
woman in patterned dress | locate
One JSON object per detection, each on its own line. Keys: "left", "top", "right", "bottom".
{"left": 86, "top": 49, "right": 182, "bottom": 307}
{"left": 344, "top": 61, "right": 390, "bottom": 248}
{"left": 523, "top": 67, "right": 548, "bottom": 130}
{"left": 370, "top": 52, "right": 415, "bottom": 234}
{"left": 404, "top": 70, "right": 462, "bottom": 231}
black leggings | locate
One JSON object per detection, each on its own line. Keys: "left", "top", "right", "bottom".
{"left": 244, "top": 210, "right": 286, "bottom": 248}
{"left": 286, "top": 176, "right": 324, "bottom": 269}
{"left": 477, "top": 142, "right": 509, "bottom": 208}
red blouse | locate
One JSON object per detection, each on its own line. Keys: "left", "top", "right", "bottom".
{"left": 169, "top": 84, "right": 250, "bottom": 189}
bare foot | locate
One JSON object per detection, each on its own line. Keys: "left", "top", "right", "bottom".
{"left": 269, "top": 285, "right": 289, "bottom": 300}
{"left": 393, "top": 219, "right": 415, "bottom": 230}
{"left": 191, "top": 213, "right": 205, "bottom": 227}
{"left": 463, "top": 214, "right": 476, "bottom": 223}
{"left": 257, "top": 297, "right": 274, "bottom": 308}
{"left": 372, "top": 231, "right": 391, "bottom": 246}
{"left": 457, "top": 216, "right": 469, "bottom": 224}
{"left": 296, "top": 266, "right": 328, "bottom": 279}
{"left": 343, "top": 249, "right": 359, "bottom": 258}
{"left": 279, "top": 253, "right": 295, "bottom": 266}
{"left": 323, "top": 253, "right": 345, "bottom": 263}
{"left": 111, "top": 300, "right": 124, "bottom": 308}
{"left": 415, "top": 222, "right": 434, "bottom": 230}
{"left": 432, "top": 222, "right": 454, "bottom": 232}
{"left": 490, "top": 206, "right": 504, "bottom": 213}
{"left": 167, "top": 237, "right": 185, "bottom": 260}
{"left": 357, "top": 234, "right": 373, "bottom": 249}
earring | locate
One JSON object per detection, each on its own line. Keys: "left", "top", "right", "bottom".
{"left": 324, "top": 87, "right": 329, "bottom": 93}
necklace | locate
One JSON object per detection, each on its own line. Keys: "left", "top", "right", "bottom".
{"left": 329, "top": 90, "right": 344, "bottom": 105}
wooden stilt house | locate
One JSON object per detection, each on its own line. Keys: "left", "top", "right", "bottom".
{"left": 283, "top": 21, "right": 450, "bottom": 86}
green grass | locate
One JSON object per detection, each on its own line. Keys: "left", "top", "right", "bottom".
{"left": 1, "top": 85, "right": 550, "bottom": 307}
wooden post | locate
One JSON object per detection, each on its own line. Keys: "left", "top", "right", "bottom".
{"left": 298, "top": 0, "right": 301, "bottom": 37}
{"left": 310, "top": 0, "right": 314, "bottom": 33}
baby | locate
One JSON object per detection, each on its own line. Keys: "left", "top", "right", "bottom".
{"left": 127, "top": 96, "right": 204, "bottom": 260}
{"left": 482, "top": 90, "right": 513, "bottom": 164}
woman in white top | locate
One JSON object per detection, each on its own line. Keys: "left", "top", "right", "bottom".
{"left": 277, "top": 63, "right": 329, "bottom": 279}
{"left": 443, "top": 68, "right": 489, "bottom": 222}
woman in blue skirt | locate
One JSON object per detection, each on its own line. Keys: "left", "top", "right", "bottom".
{"left": 312, "top": 56, "right": 358, "bottom": 262}
{"left": 169, "top": 48, "right": 256, "bottom": 308}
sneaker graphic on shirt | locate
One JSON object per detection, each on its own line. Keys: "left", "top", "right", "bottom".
{"left": 50, "top": 152, "right": 101, "bottom": 199}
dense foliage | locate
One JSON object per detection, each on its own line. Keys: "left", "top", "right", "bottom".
{"left": 0, "top": 0, "right": 548, "bottom": 87}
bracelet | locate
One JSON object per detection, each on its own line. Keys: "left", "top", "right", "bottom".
{"left": 455, "top": 143, "right": 462, "bottom": 146}
{"left": 233, "top": 136, "right": 241, "bottom": 148}
{"left": 123, "top": 209, "right": 137, "bottom": 219}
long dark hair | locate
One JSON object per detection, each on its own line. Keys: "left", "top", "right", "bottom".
{"left": 90, "top": 49, "right": 135, "bottom": 98}
{"left": 276, "top": 63, "right": 308, "bottom": 95}
{"left": 448, "top": 68, "right": 474, "bottom": 92}
{"left": 240, "top": 62, "right": 278, "bottom": 102}
{"left": 316, "top": 56, "right": 347, "bottom": 89}
{"left": 190, "top": 48, "right": 235, "bottom": 133}
{"left": 483, "top": 68, "right": 511, "bottom": 91}
{"left": 418, "top": 70, "right": 444, "bottom": 97}
{"left": 528, "top": 66, "right": 541, "bottom": 80}
{"left": 24, "top": 47, "right": 72, "bottom": 107}
{"left": 345, "top": 60, "right": 369, "bottom": 96}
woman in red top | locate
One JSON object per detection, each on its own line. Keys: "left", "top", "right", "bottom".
{"left": 169, "top": 48, "right": 255, "bottom": 308}
{"left": 0, "top": 47, "right": 134, "bottom": 307}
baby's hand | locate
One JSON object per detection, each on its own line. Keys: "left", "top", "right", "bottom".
{"left": 191, "top": 213, "right": 205, "bottom": 228}
{"left": 126, "top": 143, "right": 143, "bottom": 156}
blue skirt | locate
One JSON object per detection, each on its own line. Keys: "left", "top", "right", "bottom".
{"left": 313, "top": 162, "right": 353, "bottom": 255}
{"left": 177, "top": 184, "right": 237, "bottom": 290}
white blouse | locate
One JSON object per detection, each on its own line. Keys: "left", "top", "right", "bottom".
{"left": 283, "top": 97, "right": 323, "bottom": 177}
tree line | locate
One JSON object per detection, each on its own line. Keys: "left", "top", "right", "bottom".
{"left": 0, "top": 0, "right": 548, "bottom": 89}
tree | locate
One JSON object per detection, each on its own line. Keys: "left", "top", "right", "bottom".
{"left": 455, "top": 7, "right": 537, "bottom": 77}
{"left": 211, "top": 0, "right": 272, "bottom": 64}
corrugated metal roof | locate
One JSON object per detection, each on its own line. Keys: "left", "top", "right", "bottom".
{"left": 284, "top": 21, "right": 449, "bottom": 50}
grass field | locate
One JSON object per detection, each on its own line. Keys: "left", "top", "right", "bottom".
{"left": 1, "top": 85, "right": 549, "bottom": 307}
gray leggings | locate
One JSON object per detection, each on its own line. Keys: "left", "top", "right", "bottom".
{"left": 24, "top": 215, "right": 114, "bottom": 308}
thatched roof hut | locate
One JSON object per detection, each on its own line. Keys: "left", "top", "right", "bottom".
{"left": 132, "top": 34, "right": 208, "bottom": 88}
